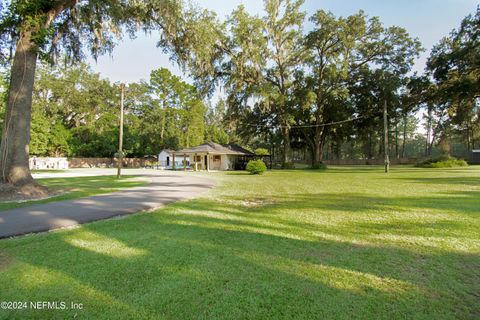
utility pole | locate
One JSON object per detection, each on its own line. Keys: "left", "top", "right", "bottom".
{"left": 383, "top": 99, "right": 390, "bottom": 173}
{"left": 117, "top": 83, "right": 125, "bottom": 179}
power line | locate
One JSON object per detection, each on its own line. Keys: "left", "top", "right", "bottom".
{"left": 243, "top": 115, "right": 370, "bottom": 129}
{"left": 288, "top": 116, "right": 367, "bottom": 128}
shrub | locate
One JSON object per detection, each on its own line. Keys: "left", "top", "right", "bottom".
{"left": 281, "top": 162, "right": 295, "bottom": 169}
{"left": 415, "top": 155, "right": 468, "bottom": 168}
{"left": 246, "top": 160, "right": 267, "bottom": 174}
{"left": 254, "top": 148, "right": 270, "bottom": 156}
{"left": 311, "top": 162, "right": 328, "bottom": 170}
{"left": 430, "top": 159, "right": 468, "bottom": 168}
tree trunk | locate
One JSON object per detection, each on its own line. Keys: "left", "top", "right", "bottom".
{"left": 425, "top": 107, "right": 432, "bottom": 156}
{"left": 313, "top": 141, "right": 324, "bottom": 165}
{"left": 160, "top": 106, "right": 166, "bottom": 140}
{"left": 466, "top": 122, "right": 471, "bottom": 152}
{"left": 470, "top": 100, "right": 475, "bottom": 150}
{"left": 378, "top": 130, "right": 384, "bottom": 158}
{"left": 383, "top": 99, "right": 389, "bottom": 173}
{"left": 309, "top": 143, "right": 315, "bottom": 167}
{"left": 281, "top": 126, "right": 291, "bottom": 165}
{"left": 312, "top": 127, "right": 327, "bottom": 166}
{"left": 0, "top": 31, "right": 38, "bottom": 186}
{"left": 395, "top": 119, "right": 399, "bottom": 159}
{"left": 428, "top": 130, "right": 435, "bottom": 156}
{"left": 367, "top": 132, "right": 373, "bottom": 159}
{"left": 401, "top": 114, "right": 407, "bottom": 158}
{"left": 472, "top": 127, "right": 475, "bottom": 150}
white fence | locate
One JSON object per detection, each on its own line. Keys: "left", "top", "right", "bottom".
{"left": 29, "top": 157, "right": 69, "bottom": 170}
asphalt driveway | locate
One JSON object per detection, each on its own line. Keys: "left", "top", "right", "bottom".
{"left": 0, "top": 170, "right": 215, "bottom": 238}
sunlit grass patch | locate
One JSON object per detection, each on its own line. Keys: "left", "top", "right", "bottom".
{"left": 63, "top": 230, "right": 147, "bottom": 258}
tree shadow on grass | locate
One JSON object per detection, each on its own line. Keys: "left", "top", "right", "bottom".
{"left": 283, "top": 189, "right": 479, "bottom": 215}
{"left": 317, "top": 166, "right": 422, "bottom": 174}
{"left": 151, "top": 201, "right": 476, "bottom": 249}
{"left": 0, "top": 196, "right": 479, "bottom": 319}
{"left": 318, "top": 166, "right": 479, "bottom": 175}
{"left": 394, "top": 176, "right": 480, "bottom": 187}
{"left": 165, "top": 193, "right": 480, "bottom": 252}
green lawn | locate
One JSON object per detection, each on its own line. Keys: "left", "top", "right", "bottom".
{"left": 0, "top": 175, "right": 147, "bottom": 211}
{"left": 0, "top": 166, "right": 479, "bottom": 319}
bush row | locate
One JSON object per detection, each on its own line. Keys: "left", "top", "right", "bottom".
{"left": 415, "top": 155, "right": 468, "bottom": 168}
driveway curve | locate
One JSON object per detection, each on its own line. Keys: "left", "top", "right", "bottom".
{"left": 0, "top": 171, "right": 215, "bottom": 239}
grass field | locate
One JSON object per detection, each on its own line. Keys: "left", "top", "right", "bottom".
{"left": 0, "top": 166, "right": 479, "bottom": 319}
{"left": 0, "top": 175, "right": 146, "bottom": 211}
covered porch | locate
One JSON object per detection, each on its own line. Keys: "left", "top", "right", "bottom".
{"left": 170, "top": 152, "right": 231, "bottom": 171}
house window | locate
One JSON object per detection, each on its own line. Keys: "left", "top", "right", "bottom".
{"left": 194, "top": 155, "right": 202, "bottom": 162}
{"left": 213, "top": 155, "right": 221, "bottom": 161}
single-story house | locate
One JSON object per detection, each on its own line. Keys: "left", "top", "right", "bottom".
{"left": 157, "top": 150, "right": 189, "bottom": 169}
{"left": 174, "top": 142, "right": 254, "bottom": 171}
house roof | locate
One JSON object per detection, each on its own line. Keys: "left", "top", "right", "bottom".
{"left": 175, "top": 142, "right": 254, "bottom": 155}
{"left": 159, "top": 149, "right": 175, "bottom": 154}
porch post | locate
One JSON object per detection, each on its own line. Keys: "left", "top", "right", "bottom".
{"left": 172, "top": 153, "right": 176, "bottom": 170}
{"left": 206, "top": 152, "right": 210, "bottom": 172}
{"left": 194, "top": 153, "right": 197, "bottom": 171}
{"left": 184, "top": 153, "right": 187, "bottom": 171}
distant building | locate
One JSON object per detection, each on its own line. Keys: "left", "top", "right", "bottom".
{"left": 470, "top": 150, "right": 480, "bottom": 164}
{"left": 157, "top": 150, "right": 189, "bottom": 169}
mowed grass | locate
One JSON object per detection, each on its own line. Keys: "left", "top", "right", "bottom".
{"left": 0, "top": 166, "right": 479, "bottom": 319}
{"left": 0, "top": 175, "right": 147, "bottom": 211}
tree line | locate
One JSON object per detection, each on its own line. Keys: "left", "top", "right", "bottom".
{"left": 0, "top": 64, "right": 233, "bottom": 158}
{"left": 0, "top": 0, "right": 478, "bottom": 190}
{"left": 173, "top": 0, "right": 478, "bottom": 167}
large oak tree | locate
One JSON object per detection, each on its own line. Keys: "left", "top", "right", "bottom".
{"left": 0, "top": 0, "right": 200, "bottom": 194}
{"left": 302, "top": 10, "right": 421, "bottom": 165}
{"left": 427, "top": 7, "right": 480, "bottom": 152}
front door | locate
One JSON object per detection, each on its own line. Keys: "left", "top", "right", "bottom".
{"left": 204, "top": 155, "right": 208, "bottom": 170}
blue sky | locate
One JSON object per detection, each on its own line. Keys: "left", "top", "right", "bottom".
{"left": 87, "top": 0, "right": 479, "bottom": 84}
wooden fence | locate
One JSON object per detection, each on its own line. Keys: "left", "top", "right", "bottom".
{"left": 322, "top": 158, "right": 416, "bottom": 165}
{"left": 68, "top": 157, "right": 157, "bottom": 168}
